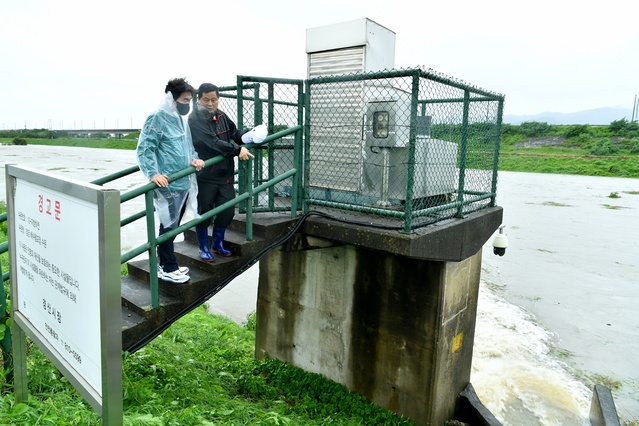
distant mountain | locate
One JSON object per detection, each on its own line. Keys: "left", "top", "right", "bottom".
{"left": 503, "top": 107, "right": 635, "bottom": 126}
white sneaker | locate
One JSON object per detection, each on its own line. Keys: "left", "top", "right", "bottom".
{"left": 158, "top": 265, "right": 189, "bottom": 275}
{"left": 159, "top": 269, "right": 189, "bottom": 284}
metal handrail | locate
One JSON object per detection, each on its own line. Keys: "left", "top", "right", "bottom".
{"left": 117, "top": 127, "right": 301, "bottom": 246}
{"left": 117, "top": 127, "right": 302, "bottom": 308}
{"left": 0, "top": 126, "right": 302, "bottom": 308}
{"left": 0, "top": 130, "right": 301, "bottom": 382}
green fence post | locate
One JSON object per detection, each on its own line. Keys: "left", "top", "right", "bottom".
{"left": 456, "top": 89, "right": 471, "bottom": 218}
{"left": 490, "top": 99, "right": 505, "bottom": 207}
{"left": 0, "top": 268, "right": 12, "bottom": 384}
{"left": 144, "top": 191, "right": 160, "bottom": 309}
{"left": 295, "top": 80, "right": 304, "bottom": 215}
{"left": 246, "top": 158, "right": 254, "bottom": 242}
{"left": 403, "top": 70, "right": 421, "bottom": 234}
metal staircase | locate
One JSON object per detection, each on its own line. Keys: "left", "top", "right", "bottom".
{"left": 120, "top": 213, "right": 297, "bottom": 353}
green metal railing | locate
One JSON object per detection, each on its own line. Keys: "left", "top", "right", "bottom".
{"left": 0, "top": 212, "right": 10, "bottom": 377}
{"left": 0, "top": 78, "right": 306, "bottom": 377}
{"left": 115, "top": 127, "right": 302, "bottom": 309}
{"left": 0, "top": 126, "right": 302, "bottom": 379}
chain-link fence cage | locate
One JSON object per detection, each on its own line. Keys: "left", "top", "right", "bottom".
{"left": 221, "top": 68, "right": 504, "bottom": 233}
{"left": 305, "top": 67, "right": 504, "bottom": 232}
{"left": 219, "top": 78, "right": 304, "bottom": 214}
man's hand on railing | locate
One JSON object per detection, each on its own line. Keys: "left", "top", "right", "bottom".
{"left": 238, "top": 147, "right": 255, "bottom": 161}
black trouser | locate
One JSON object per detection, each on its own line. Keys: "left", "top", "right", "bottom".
{"left": 196, "top": 180, "right": 235, "bottom": 228}
{"left": 157, "top": 192, "right": 188, "bottom": 273}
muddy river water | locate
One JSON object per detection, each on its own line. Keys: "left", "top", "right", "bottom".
{"left": 476, "top": 171, "right": 639, "bottom": 424}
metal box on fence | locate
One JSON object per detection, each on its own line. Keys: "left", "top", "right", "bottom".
{"left": 362, "top": 137, "right": 458, "bottom": 202}
{"left": 362, "top": 92, "right": 458, "bottom": 202}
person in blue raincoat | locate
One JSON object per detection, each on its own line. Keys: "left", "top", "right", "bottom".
{"left": 136, "top": 77, "right": 205, "bottom": 284}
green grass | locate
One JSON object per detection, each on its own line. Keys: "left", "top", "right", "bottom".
{"left": 497, "top": 120, "right": 639, "bottom": 177}
{"left": 0, "top": 137, "right": 137, "bottom": 150}
{"left": 0, "top": 308, "right": 412, "bottom": 425}
{"left": 498, "top": 149, "right": 639, "bottom": 177}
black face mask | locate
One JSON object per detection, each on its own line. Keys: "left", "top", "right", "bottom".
{"left": 176, "top": 102, "right": 190, "bottom": 116}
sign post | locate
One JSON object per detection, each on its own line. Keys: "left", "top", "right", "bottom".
{"left": 6, "top": 165, "right": 123, "bottom": 425}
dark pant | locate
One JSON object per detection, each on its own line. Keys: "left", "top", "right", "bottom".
{"left": 157, "top": 193, "right": 188, "bottom": 273}
{"left": 196, "top": 180, "right": 236, "bottom": 228}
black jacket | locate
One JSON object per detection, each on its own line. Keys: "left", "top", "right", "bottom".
{"left": 188, "top": 106, "right": 247, "bottom": 184}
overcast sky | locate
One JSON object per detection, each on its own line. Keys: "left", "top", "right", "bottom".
{"left": 2, "top": 0, "right": 638, "bottom": 130}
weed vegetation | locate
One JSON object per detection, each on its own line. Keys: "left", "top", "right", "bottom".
{"left": 498, "top": 119, "right": 639, "bottom": 177}
{"left": 0, "top": 307, "right": 411, "bottom": 425}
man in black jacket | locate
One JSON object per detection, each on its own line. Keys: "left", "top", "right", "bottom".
{"left": 188, "top": 83, "right": 265, "bottom": 260}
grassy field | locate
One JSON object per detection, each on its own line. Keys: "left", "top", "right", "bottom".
{"left": 498, "top": 149, "right": 639, "bottom": 177}
{"left": 497, "top": 120, "right": 639, "bottom": 177}
{"left": 3, "top": 120, "right": 638, "bottom": 179}
{"left": 0, "top": 137, "right": 138, "bottom": 151}
{"left": 0, "top": 307, "right": 413, "bottom": 425}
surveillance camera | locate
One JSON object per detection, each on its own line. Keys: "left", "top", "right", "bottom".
{"left": 492, "top": 225, "right": 508, "bottom": 256}
{"left": 493, "top": 246, "right": 506, "bottom": 256}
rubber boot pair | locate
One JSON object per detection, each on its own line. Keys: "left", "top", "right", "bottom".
{"left": 196, "top": 225, "right": 214, "bottom": 262}
{"left": 211, "top": 226, "right": 232, "bottom": 257}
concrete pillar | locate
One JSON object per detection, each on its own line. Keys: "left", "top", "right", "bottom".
{"left": 255, "top": 238, "right": 483, "bottom": 425}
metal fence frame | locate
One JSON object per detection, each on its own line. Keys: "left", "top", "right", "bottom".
{"left": 301, "top": 67, "right": 504, "bottom": 233}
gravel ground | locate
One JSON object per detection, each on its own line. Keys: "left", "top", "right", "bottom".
{"left": 514, "top": 136, "right": 566, "bottom": 148}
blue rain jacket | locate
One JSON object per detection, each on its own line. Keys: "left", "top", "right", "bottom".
{"left": 136, "top": 93, "right": 199, "bottom": 227}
